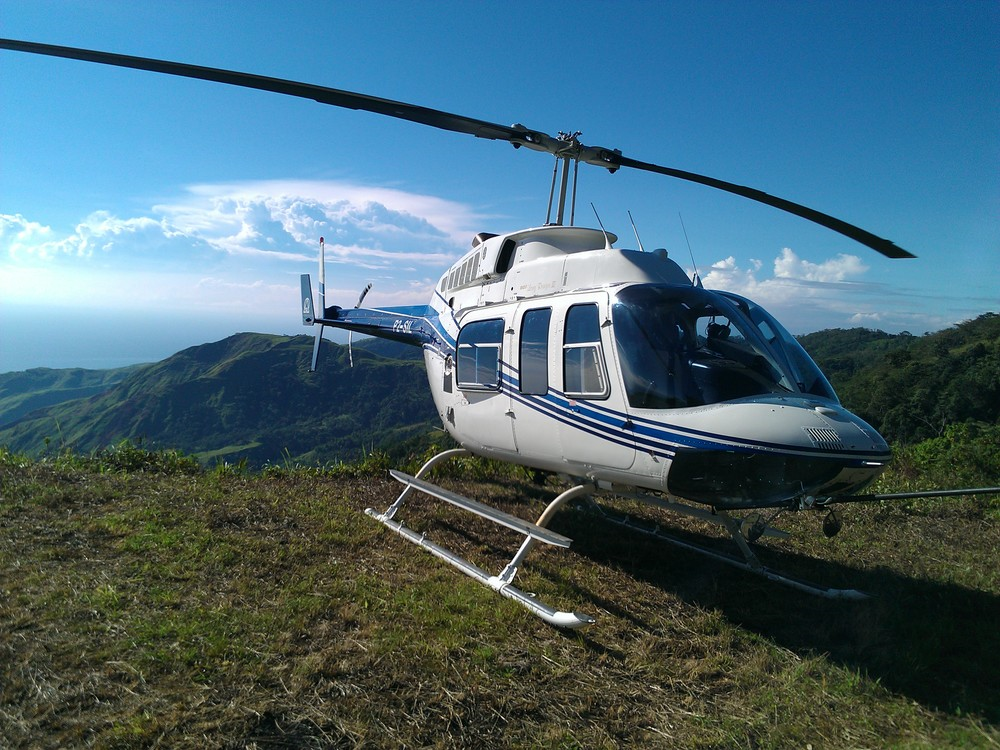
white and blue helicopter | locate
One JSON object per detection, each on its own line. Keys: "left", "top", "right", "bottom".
{"left": 4, "top": 39, "right": 996, "bottom": 628}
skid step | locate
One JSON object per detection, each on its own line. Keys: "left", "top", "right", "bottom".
{"left": 389, "top": 470, "right": 572, "bottom": 547}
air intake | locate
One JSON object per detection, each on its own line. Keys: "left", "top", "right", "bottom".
{"left": 804, "top": 427, "right": 845, "bottom": 451}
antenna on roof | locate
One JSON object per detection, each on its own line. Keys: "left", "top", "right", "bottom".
{"left": 627, "top": 210, "right": 646, "bottom": 253}
{"left": 678, "top": 213, "right": 702, "bottom": 288}
{"left": 591, "top": 203, "right": 613, "bottom": 251}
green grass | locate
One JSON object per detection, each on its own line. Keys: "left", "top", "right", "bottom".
{"left": 1, "top": 445, "right": 998, "bottom": 748}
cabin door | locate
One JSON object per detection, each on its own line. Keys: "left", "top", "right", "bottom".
{"left": 509, "top": 294, "right": 635, "bottom": 472}
{"left": 451, "top": 314, "right": 518, "bottom": 457}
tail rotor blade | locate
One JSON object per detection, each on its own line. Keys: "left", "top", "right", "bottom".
{"left": 310, "top": 327, "right": 324, "bottom": 372}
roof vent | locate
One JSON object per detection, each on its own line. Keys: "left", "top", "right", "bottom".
{"left": 471, "top": 232, "right": 497, "bottom": 248}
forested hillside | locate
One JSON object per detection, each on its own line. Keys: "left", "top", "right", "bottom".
{"left": 0, "top": 334, "right": 437, "bottom": 466}
{"left": 0, "top": 365, "right": 143, "bottom": 428}
{"left": 802, "top": 313, "right": 1000, "bottom": 444}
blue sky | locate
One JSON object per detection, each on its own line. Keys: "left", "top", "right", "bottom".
{"left": 1, "top": 1, "right": 997, "bottom": 372}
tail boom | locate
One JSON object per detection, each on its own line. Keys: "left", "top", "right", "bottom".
{"left": 313, "top": 304, "right": 441, "bottom": 347}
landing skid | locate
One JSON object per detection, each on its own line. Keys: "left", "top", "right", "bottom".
{"left": 365, "top": 450, "right": 869, "bottom": 630}
{"left": 365, "top": 449, "right": 596, "bottom": 629}
{"left": 582, "top": 494, "right": 870, "bottom": 600}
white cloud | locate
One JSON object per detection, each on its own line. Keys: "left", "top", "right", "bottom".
{"left": 1, "top": 180, "right": 477, "bottom": 319}
{"left": 2, "top": 179, "right": 478, "bottom": 268}
{"left": 2, "top": 210, "right": 207, "bottom": 262}
{"left": 687, "top": 246, "right": 980, "bottom": 339}
{"left": 772, "top": 247, "right": 868, "bottom": 282}
{"left": 701, "top": 255, "right": 766, "bottom": 296}
{"left": 699, "top": 247, "right": 927, "bottom": 332}
{"left": 0, "top": 214, "right": 54, "bottom": 257}
{"left": 702, "top": 247, "right": 870, "bottom": 298}
{"left": 158, "top": 179, "right": 479, "bottom": 260}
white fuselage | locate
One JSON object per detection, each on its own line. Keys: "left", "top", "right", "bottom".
{"left": 419, "top": 226, "right": 889, "bottom": 510}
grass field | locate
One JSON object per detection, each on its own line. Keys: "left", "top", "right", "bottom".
{"left": 1, "top": 445, "right": 998, "bottom": 748}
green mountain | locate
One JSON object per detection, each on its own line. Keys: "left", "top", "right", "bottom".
{"left": 350, "top": 336, "right": 424, "bottom": 361}
{"left": 0, "top": 333, "right": 439, "bottom": 466}
{"left": 800, "top": 313, "right": 1000, "bottom": 444}
{"left": 1, "top": 314, "right": 996, "bottom": 466}
{"left": 0, "top": 364, "right": 144, "bottom": 428}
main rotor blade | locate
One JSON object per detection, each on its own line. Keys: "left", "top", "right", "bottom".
{"left": 0, "top": 38, "right": 535, "bottom": 144}
{"left": 1, "top": 37, "right": 915, "bottom": 258}
{"left": 613, "top": 154, "right": 916, "bottom": 258}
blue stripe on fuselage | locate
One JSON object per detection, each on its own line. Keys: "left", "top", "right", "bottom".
{"left": 502, "top": 375, "right": 654, "bottom": 457}
{"left": 497, "top": 364, "right": 885, "bottom": 462}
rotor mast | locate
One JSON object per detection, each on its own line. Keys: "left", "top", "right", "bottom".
{"left": 546, "top": 131, "right": 585, "bottom": 226}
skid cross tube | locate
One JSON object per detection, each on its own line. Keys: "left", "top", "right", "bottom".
{"left": 365, "top": 450, "right": 596, "bottom": 628}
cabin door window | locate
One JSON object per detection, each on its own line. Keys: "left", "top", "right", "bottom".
{"left": 456, "top": 318, "right": 504, "bottom": 391}
{"left": 519, "top": 308, "right": 551, "bottom": 395}
{"left": 562, "top": 303, "right": 610, "bottom": 399}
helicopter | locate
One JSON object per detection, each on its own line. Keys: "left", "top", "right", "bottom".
{"left": 3, "top": 38, "right": 996, "bottom": 629}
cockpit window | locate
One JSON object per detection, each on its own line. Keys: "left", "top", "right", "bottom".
{"left": 612, "top": 285, "right": 809, "bottom": 408}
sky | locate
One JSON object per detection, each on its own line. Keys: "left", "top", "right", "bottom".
{"left": 1, "top": 1, "right": 998, "bottom": 373}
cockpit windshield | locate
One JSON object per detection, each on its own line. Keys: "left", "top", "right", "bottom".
{"left": 717, "top": 291, "right": 838, "bottom": 402}
{"left": 612, "top": 285, "right": 838, "bottom": 408}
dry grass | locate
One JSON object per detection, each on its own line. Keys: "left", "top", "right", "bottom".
{"left": 1, "top": 450, "right": 998, "bottom": 748}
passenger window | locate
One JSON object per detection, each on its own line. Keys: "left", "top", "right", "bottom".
{"left": 456, "top": 319, "right": 504, "bottom": 390}
{"left": 563, "top": 304, "right": 609, "bottom": 398}
{"left": 519, "top": 308, "right": 551, "bottom": 395}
